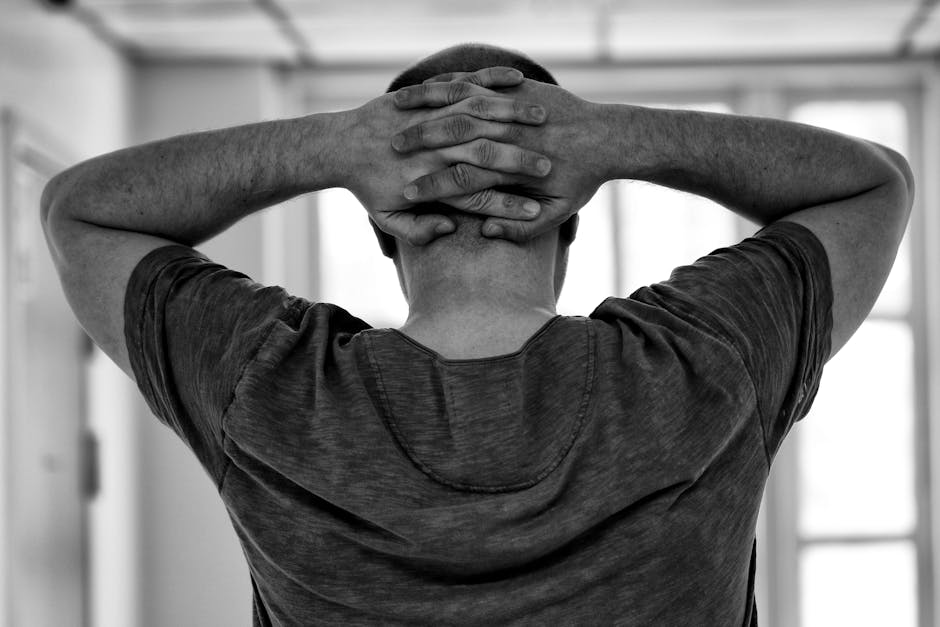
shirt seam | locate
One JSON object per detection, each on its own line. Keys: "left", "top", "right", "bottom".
{"left": 657, "top": 303, "right": 772, "bottom": 472}
{"left": 215, "top": 297, "right": 307, "bottom": 493}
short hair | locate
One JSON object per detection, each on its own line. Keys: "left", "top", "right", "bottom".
{"left": 369, "top": 43, "right": 560, "bottom": 261}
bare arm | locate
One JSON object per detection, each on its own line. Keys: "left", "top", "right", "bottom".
{"left": 600, "top": 104, "right": 913, "bottom": 227}
{"left": 41, "top": 115, "right": 339, "bottom": 247}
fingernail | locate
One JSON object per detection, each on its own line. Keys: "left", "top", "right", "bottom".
{"left": 394, "top": 89, "right": 410, "bottom": 104}
{"left": 436, "top": 222, "right": 453, "bottom": 235}
{"left": 536, "top": 158, "right": 551, "bottom": 175}
{"left": 523, "top": 200, "right": 540, "bottom": 217}
{"left": 403, "top": 184, "right": 418, "bottom": 200}
{"left": 529, "top": 105, "right": 545, "bottom": 121}
{"left": 486, "top": 224, "right": 503, "bottom": 237}
{"left": 391, "top": 134, "right": 405, "bottom": 151}
{"left": 507, "top": 68, "right": 523, "bottom": 80}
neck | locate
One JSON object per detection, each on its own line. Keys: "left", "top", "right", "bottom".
{"left": 398, "top": 295, "right": 557, "bottom": 360}
{"left": 395, "top": 234, "right": 562, "bottom": 336}
{"left": 399, "top": 269, "right": 558, "bottom": 332}
{"left": 402, "top": 289, "right": 557, "bottom": 331}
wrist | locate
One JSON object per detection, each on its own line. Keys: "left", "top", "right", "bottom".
{"left": 292, "top": 110, "right": 353, "bottom": 192}
{"left": 592, "top": 103, "right": 650, "bottom": 182}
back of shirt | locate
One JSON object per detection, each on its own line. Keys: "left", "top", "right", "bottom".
{"left": 124, "top": 220, "right": 831, "bottom": 625}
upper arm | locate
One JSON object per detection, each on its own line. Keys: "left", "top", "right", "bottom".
{"left": 42, "top": 215, "right": 181, "bottom": 382}
{"left": 42, "top": 192, "right": 309, "bottom": 483}
{"left": 776, "top": 144, "right": 914, "bottom": 361}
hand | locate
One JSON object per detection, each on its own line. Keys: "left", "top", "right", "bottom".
{"left": 338, "top": 67, "right": 552, "bottom": 246}
{"left": 391, "top": 74, "right": 610, "bottom": 243}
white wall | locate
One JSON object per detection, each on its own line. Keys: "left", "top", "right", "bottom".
{"left": 0, "top": 2, "right": 130, "bottom": 160}
{"left": 0, "top": 3, "right": 136, "bottom": 627}
{"left": 2, "top": 8, "right": 303, "bottom": 625}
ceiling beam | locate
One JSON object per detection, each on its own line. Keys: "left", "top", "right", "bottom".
{"left": 897, "top": 0, "right": 940, "bottom": 56}
{"left": 66, "top": 2, "right": 147, "bottom": 62}
{"left": 254, "top": 0, "right": 315, "bottom": 66}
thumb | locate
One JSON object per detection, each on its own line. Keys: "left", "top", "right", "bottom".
{"left": 381, "top": 211, "right": 455, "bottom": 247}
{"left": 480, "top": 198, "right": 567, "bottom": 243}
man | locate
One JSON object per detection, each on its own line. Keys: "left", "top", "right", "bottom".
{"left": 42, "top": 44, "right": 912, "bottom": 625}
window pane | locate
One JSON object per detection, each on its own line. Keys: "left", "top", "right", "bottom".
{"left": 789, "top": 100, "right": 910, "bottom": 317}
{"left": 619, "top": 182, "right": 738, "bottom": 290}
{"left": 617, "top": 103, "right": 739, "bottom": 291}
{"left": 801, "top": 542, "right": 917, "bottom": 627}
{"left": 317, "top": 188, "right": 408, "bottom": 327}
{"left": 557, "top": 184, "right": 616, "bottom": 315}
{"left": 797, "top": 320, "right": 915, "bottom": 536}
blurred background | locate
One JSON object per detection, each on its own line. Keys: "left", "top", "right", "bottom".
{"left": 1, "top": 0, "right": 939, "bottom": 625}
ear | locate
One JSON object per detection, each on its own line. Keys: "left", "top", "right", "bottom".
{"left": 369, "top": 217, "right": 398, "bottom": 259}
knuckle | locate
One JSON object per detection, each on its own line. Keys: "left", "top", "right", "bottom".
{"left": 501, "top": 123, "right": 523, "bottom": 143}
{"left": 465, "top": 72, "right": 485, "bottom": 86}
{"left": 418, "top": 82, "right": 432, "bottom": 100}
{"left": 447, "top": 82, "right": 470, "bottom": 103}
{"left": 450, "top": 163, "right": 475, "bottom": 191}
{"left": 474, "top": 139, "right": 497, "bottom": 167}
{"left": 467, "top": 95, "right": 490, "bottom": 116}
{"left": 446, "top": 114, "right": 473, "bottom": 142}
{"left": 466, "top": 188, "right": 495, "bottom": 213}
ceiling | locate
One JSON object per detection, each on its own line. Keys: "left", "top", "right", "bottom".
{"left": 68, "top": 0, "right": 940, "bottom": 66}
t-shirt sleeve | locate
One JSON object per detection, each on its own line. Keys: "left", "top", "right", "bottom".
{"left": 620, "top": 220, "right": 833, "bottom": 460}
{"left": 123, "top": 244, "right": 305, "bottom": 486}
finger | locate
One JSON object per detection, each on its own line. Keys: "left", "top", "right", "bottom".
{"left": 436, "top": 139, "right": 551, "bottom": 178}
{"left": 404, "top": 164, "right": 517, "bottom": 203}
{"left": 448, "top": 95, "right": 546, "bottom": 124}
{"left": 392, "top": 116, "right": 528, "bottom": 153}
{"left": 480, "top": 200, "right": 569, "bottom": 243}
{"left": 442, "top": 190, "right": 541, "bottom": 220}
{"left": 380, "top": 211, "right": 455, "bottom": 247}
{"left": 422, "top": 67, "right": 524, "bottom": 88}
{"left": 422, "top": 73, "right": 459, "bottom": 84}
{"left": 394, "top": 81, "right": 489, "bottom": 109}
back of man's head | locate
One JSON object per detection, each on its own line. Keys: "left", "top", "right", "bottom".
{"left": 369, "top": 43, "right": 575, "bottom": 265}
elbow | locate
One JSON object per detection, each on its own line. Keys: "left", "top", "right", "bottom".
{"left": 873, "top": 144, "right": 915, "bottom": 212}
{"left": 40, "top": 173, "right": 63, "bottom": 225}
{"left": 40, "top": 169, "right": 77, "bottom": 228}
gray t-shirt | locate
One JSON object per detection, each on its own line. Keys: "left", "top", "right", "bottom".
{"left": 124, "top": 220, "right": 832, "bottom": 626}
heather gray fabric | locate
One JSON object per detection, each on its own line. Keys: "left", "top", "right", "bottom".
{"left": 124, "top": 220, "right": 831, "bottom": 626}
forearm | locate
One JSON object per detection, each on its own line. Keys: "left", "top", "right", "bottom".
{"left": 599, "top": 104, "right": 906, "bottom": 225}
{"left": 42, "top": 112, "right": 344, "bottom": 246}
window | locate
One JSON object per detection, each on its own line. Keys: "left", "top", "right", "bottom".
{"left": 786, "top": 99, "right": 922, "bottom": 627}
{"left": 316, "top": 187, "right": 409, "bottom": 326}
